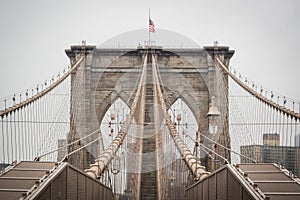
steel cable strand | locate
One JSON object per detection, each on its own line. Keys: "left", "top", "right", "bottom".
{"left": 152, "top": 56, "right": 199, "bottom": 154}
{"left": 185, "top": 131, "right": 215, "bottom": 162}
{"left": 34, "top": 128, "right": 100, "bottom": 161}
{"left": 63, "top": 137, "right": 101, "bottom": 161}
{"left": 0, "top": 55, "right": 84, "bottom": 117}
{"left": 38, "top": 91, "right": 56, "bottom": 160}
{"left": 229, "top": 66, "right": 300, "bottom": 115}
{"left": 6, "top": 114, "right": 10, "bottom": 162}
{"left": 151, "top": 54, "right": 210, "bottom": 181}
{"left": 1, "top": 117, "right": 5, "bottom": 162}
{"left": 10, "top": 114, "right": 14, "bottom": 162}
{"left": 46, "top": 87, "right": 71, "bottom": 160}
{"left": 135, "top": 53, "right": 147, "bottom": 199}
{"left": 152, "top": 53, "right": 163, "bottom": 198}
{"left": 217, "top": 56, "right": 297, "bottom": 162}
{"left": 18, "top": 109, "right": 24, "bottom": 160}
{"left": 104, "top": 63, "right": 146, "bottom": 196}
{"left": 199, "top": 143, "right": 228, "bottom": 164}
{"left": 52, "top": 89, "right": 71, "bottom": 159}
{"left": 13, "top": 110, "right": 17, "bottom": 160}
{"left": 21, "top": 62, "right": 79, "bottom": 161}
{"left": 154, "top": 58, "right": 177, "bottom": 119}
{"left": 228, "top": 84, "right": 254, "bottom": 162}
{"left": 271, "top": 100, "right": 275, "bottom": 134}
{"left": 215, "top": 56, "right": 300, "bottom": 120}
{"left": 24, "top": 103, "right": 29, "bottom": 160}
{"left": 190, "top": 125, "right": 257, "bottom": 164}
{"left": 124, "top": 53, "right": 147, "bottom": 199}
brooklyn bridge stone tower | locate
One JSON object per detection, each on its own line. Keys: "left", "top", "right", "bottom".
{"left": 65, "top": 33, "right": 234, "bottom": 172}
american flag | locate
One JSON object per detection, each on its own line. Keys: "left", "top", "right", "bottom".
{"left": 149, "top": 19, "right": 155, "bottom": 33}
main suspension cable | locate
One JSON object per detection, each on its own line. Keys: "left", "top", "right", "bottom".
{"left": 85, "top": 53, "right": 148, "bottom": 179}
{"left": 151, "top": 53, "right": 210, "bottom": 181}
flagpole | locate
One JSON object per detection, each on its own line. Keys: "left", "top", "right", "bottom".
{"left": 148, "top": 8, "right": 151, "bottom": 45}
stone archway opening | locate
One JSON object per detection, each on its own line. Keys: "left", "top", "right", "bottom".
{"left": 100, "top": 97, "right": 133, "bottom": 149}
{"left": 168, "top": 98, "right": 199, "bottom": 154}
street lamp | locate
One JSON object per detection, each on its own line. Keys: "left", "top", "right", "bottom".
{"left": 206, "top": 96, "right": 220, "bottom": 136}
{"left": 176, "top": 113, "right": 182, "bottom": 137}
{"left": 111, "top": 155, "right": 120, "bottom": 174}
{"left": 111, "top": 156, "right": 120, "bottom": 200}
{"left": 169, "top": 172, "right": 176, "bottom": 199}
{"left": 169, "top": 172, "right": 176, "bottom": 187}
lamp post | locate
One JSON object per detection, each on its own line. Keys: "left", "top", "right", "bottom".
{"left": 176, "top": 113, "right": 182, "bottom": 140}
{"left": 169, "top": 172, "right": 176, "bottom": 200}
{"left": 206, "top": 96, "right": 220, "bottom": 171}
{"left": 207, "top": 97, "right": 220, "bottom": 136}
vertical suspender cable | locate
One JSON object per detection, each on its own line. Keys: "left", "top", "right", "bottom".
{"left": 25, "top": 104, "right": 29, "bottom": 160}
{"left": 10, "top": 114, "right": 13, "bottom": 162}
{"left": 30, "top": 102, "right": 34, "bottom": 159}
{"left": 253, "top": 95, "right": 257, "bottom": 145}
{"left": 268, "top": 104, "right": 271, "bottom": 135}
{"left": 33, "top": 100, "right": 37, "bottom": 158}
{"left": 42, "top": 94, "right": 46, "bottom": 158}
{"left": 7, "top": 114, "right": 9, "bottom": 162}
{"left": 1, "top": 116, "right": 5, "bottom": 163}
{"left": 271, "top": 104, "right": 274, "bottom": 134}
{"left": 20, "top": 108, "right": 24, "bottom": 160}
{"left": 37, "top": 98, "right": 40, "bottom": 156}
{"left": 258, "top": 100, "right": 262, "bottom": 144}
{"left": 287, "top": 115, "right": 290, "bottom": 146}
{"left": 262, "top": 102, "right": 266, "bottom": 137}
{"left": 275, "top": 108, "right": 279, "bottom": 135}
{"left": 17, "top": 109, "right": 21, "bottom": 161}
{"left": 13, "top": 111, "right": 17, "bottom": 160}
{"left": 283, "top": 113, "right": 286, "bottom": 145}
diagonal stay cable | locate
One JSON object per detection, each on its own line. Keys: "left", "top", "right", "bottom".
{"left": 34, "top": 128, "right": 100, "bottom": 161}
{"left": 189, "top": 125, "right": 257, "bottom": 163}
{"left": 199, "top": 143, "right": 228, "bottom": 163}
{"left": 62, "top": 137, "right": 100, "bottom": 161}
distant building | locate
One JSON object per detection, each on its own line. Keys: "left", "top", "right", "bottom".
{"left": 241, "top": 134, "right": 300, "bottom": 177}
{"left": 263, "top": 133, "right": 280, "bottom": 146}
{"left": 240, "top": 145, "right": 264, "bottom": 163}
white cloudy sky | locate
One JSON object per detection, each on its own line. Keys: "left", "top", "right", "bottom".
{"left": 0, "top": 0, "right": 299, "bottom": 102}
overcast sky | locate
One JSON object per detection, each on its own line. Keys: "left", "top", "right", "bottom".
{"left": 0, "top": 0, "right": 299, "bottom": 102}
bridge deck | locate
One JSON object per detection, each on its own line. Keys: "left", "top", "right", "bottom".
{"left": 0, "top": 161, "right": 112, "bottom": 200}
{"left": 0, "top": 161, "right": 57, "bottom": 200}
{"left": 186, "top": 163, "right": 300, "bottom": 200}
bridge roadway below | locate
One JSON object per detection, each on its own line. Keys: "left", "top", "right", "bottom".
{"left": 140, "top": 59, "right": 158, "bottom": 199}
